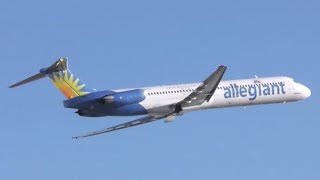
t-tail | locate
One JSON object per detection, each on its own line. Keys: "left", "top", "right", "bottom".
{"left": 9, "top": 58, "right": 93, "bottom": 99}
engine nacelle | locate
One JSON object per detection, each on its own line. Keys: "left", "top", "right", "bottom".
{"left": 102, "top": 95, "right": 114, "bottom": 103}
{"left": 101, "top": 89, "right": 145, "bottom": 106}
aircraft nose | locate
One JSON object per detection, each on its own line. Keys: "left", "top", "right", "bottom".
{"left": 301, "top": 85, "right": 311, "bottom": 99}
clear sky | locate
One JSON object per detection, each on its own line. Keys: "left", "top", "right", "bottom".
{"left": 1, "top": 0, "right": 319, "bottom": 179}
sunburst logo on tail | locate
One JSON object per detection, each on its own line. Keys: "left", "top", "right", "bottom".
{"left": 50, "top": 70, "right": 90, "bottom": 99}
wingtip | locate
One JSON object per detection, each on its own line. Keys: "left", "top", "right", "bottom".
{"left": 9, "top": 83, "right": 22, "bottom": 88}
{"left": 72, "top": 135, "right": 87, "bottom": 139}
{"left": 9, "top": 84, "right": 18, "bottom": 88}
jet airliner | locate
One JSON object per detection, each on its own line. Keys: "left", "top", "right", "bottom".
{"left": 9, "top": 58, "right": 311, "bottom": 138}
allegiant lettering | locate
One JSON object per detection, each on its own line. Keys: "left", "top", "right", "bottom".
{"left": 224, "top": 83, "right": 286, "bottom": 100}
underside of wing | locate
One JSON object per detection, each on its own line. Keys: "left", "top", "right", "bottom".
{"left": 73, "top": 114, "right": 170, "bottom": 139}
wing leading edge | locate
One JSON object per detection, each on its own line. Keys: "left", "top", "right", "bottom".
{"left": 73, "top": 65, "right": 227, "bottom": 138}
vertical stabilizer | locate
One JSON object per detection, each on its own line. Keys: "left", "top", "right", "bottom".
{"left": 40, "top": 58, "right": 93, "bottom": 99}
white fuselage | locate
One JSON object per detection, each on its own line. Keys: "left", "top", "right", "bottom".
{"left": 117, "top": 76, "right": 310, "bottom": 115}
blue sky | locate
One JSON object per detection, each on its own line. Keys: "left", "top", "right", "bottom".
{"left": 1, "top": 0, "right": 319, "bottom": 179}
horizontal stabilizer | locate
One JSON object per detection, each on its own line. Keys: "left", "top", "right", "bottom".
{"left": 8, "top": 58, "right": 67, "bottom": 88}
{"left": 9, "top": 73, "right": 46, "bottom": 88}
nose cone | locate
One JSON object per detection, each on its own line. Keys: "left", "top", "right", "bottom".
{"left": 301, "top": 85, "right": 311, "bottom": 99}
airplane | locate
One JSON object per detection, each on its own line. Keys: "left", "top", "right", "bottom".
{"left": 9, "top": 58, "right": 311, "bottom": 139}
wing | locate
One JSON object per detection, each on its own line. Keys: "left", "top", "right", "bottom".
{"left": 73, "top": 114, "right": 169, "bottom": 139}
{"left": 177, "top": 65, "right": 227, "bottom": 107}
